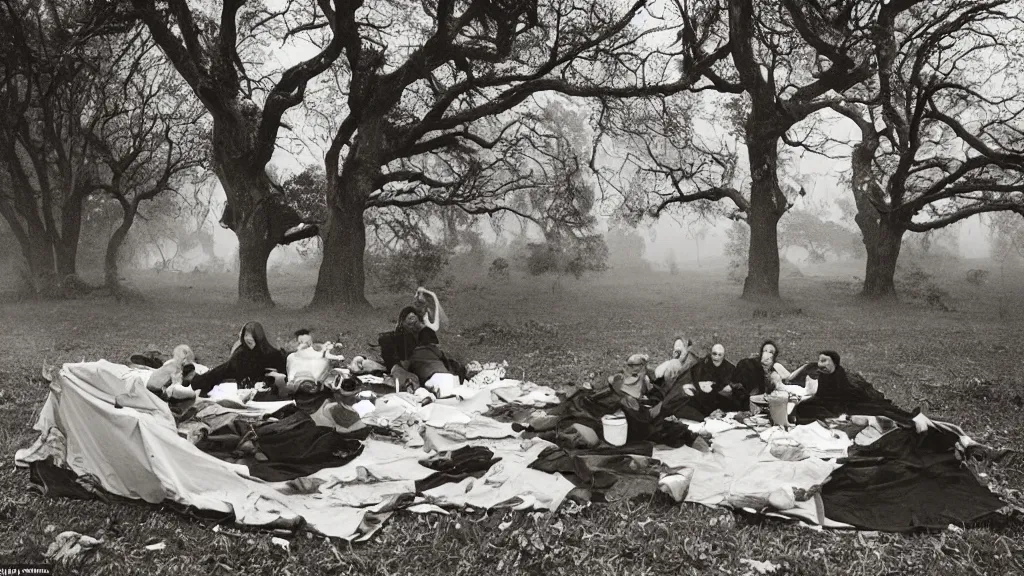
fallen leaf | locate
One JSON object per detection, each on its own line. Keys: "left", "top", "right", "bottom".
{"left": 740, "top": 558, "right": 779, "bottom": 574}
{"left": 271, "top": 537, "right": 290, "bottom": 554}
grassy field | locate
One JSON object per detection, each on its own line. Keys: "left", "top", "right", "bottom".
{"left": 1, "top": 262, "right": 1022, "bottom": 575}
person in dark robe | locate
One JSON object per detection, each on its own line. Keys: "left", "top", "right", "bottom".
{"left": 790, "top": 351, "right": 911, "bottom": 423}
{"left": 379, "top": 306, "right": 440, "bottom": 370}
{"left": 726, "top": 340, "right": 781, "bottom": 410}
{"left": 407, "top": 330, "right": 466, "bottom": 388}
{"left": 189, "top": 322, "right": 287, "bottom": 397}
{"left": 380, "top": 302, "right": 464, "bottom": 392}
{"left": 686, "top": 343, "right": 737, "bottom": 416}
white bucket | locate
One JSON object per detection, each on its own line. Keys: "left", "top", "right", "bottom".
{"left": 602, "top": 413, "right": 628, "bottom": 446}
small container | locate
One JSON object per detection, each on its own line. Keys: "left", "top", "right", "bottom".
{"left": 767, "top": 393, "right": 790, "bottom": 429}
{"left": 602, "top": 413, "right": 628, "bottom": 446}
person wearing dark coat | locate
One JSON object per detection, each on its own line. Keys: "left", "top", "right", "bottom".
{"left": 687, "top": 343, "right": 737, "bottom": 416}
{"left": 790, "top": 351, "right": 912, "bottom": 424}
{"left": 727, "top": 340, "right": 782, "bottom": 410}
{"left": 190, "top": 322, "right": 287, "bottom": 397}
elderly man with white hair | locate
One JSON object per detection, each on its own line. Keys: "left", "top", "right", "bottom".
{"left": 686, "top": 343, "right": 738, "bottom": 416}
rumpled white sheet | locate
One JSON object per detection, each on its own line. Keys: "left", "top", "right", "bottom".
{"left": 759, "top": 422, "right": 853, "bottom": 460}
{"left": 20, "top": 361, "right": 887, "bottom": 540}
{"left": 654, "top": 427, "right": 850, "bottom": 528}
{"left": 15, "top": 361, "right": 574, "bottom": 541}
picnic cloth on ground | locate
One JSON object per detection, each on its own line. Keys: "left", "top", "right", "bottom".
{"left": 15, "top": 361, "right": 304, "bottom": 529}
{"left": 652, "top": 426, "right": 845, "bottom": 526}
{"left": 16, "top": 362, "right": 575, "bottom": 541}
{"left": 821, "top": 428, "right": 1005, "bottom": 531}
{"left": 18, "top": 360, "right": 1006, "bottom": 540}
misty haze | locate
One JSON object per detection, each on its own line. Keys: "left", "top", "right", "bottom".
{"left": 2, "top": 0, "right": 1023, "bottom": 574}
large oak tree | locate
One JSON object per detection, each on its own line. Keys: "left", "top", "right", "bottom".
{"left": 130, "top": 0, "right": 345, "bottom": 305}
{"left": 306, "top": 0, "right": 734, "bottom": 307}
{"left": 0, "top": 0, "right": 133, "bottom": 294}
{"left": 833, "top": 0, "right": 1024, "bottom": 298}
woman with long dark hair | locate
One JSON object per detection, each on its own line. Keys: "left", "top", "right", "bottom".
{"left": 190, "top": 322, "right": 287, "bottom": 397}
{"left": 726, "top": 339, "right": 784, "bottom": 410}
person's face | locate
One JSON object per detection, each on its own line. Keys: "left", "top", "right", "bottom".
{"left": 297, "top": 334, "right": 313, "bottom": 350}
{"left": 710, "top": 345, "right": 725, "bottom": 367}
{"left": 625, "top": 356, "right": 646, "bottom": 376}
{"left": 403, "top": 312, "right": 420, "bottom": 331}
{"left": 672, "top": 338, "right": 687, "bottom": 359}
{"left": 243, "top": 330, "right": 256, "bottom": 350}
{"left": 817, "top": 354, "right": 836, "bottom": 374}
{"left": 760, "top": 344, "right": 776, "bottom": 367}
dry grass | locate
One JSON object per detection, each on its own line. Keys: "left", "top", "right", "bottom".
{"left": 1, "top": 262, "right": 1022, "bottom": 575}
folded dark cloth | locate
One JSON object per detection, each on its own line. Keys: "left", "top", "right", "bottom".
{"left": 414, "top": 446, "right": 501, "bottom": 492}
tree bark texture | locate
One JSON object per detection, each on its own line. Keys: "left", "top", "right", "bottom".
{"left": 741, "top": 131, "right": 785, "bottom": 301}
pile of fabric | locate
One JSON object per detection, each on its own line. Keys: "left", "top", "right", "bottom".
{"left": 15, "top": 359, "right": 1008, "bottom": 541}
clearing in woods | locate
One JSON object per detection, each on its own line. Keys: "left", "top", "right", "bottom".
{"left": 0, "top": 263, "right": 1022, "bottom": 574}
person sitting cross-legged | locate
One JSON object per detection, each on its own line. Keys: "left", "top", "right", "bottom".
{"left": 190, "top": 322, "right": 288, "bottom": 397}
{"left": 725, "top": 339, "right": 787, "bottom": 411}
{"left": 263, "top": 329, "right": 346, "bottom": 411}
{"left": 685, "top": 343, "right": 737, "bottom": 417}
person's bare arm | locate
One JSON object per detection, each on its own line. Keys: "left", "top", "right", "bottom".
{"left": 418, "top": 287, "right": 442, "bottom": 331}
{"left": 784, "top": 362, "right": 812, "bottom": 383}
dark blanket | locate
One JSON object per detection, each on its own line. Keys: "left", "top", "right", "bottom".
{"left": 518, "top": 386, "right": 698, "bottom": 448}
{"left": 529, "top": 444, "right": 662, "bottom": 501}
{"left": 821, "top": 428, "right": 1005, "bottom": 531}
{"left": 414, "top": 446, "right": 501, "bottom": 492}
{"left": 197, "top": 411, "right": 367, "bottom": 482}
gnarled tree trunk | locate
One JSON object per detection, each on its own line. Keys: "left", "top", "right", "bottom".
{"left": 0, "top": 199, "right": 77, "bottom": 295}
{"left": 211, "top": 132, "right": 282, "bottom": 307}
{"left": 741, "top": 133, "right": 784, "bottom": 301}
{"left": 310, "top": 191, "right": 369, "bottom": 308}
{"left": 861, "top": 218, "right": 905, "bottom": 299}
{"left": 20, "top": 233, "right": 59, "bottom": 294}
{"left": 311, "top": 116, "right": 388, "bottom": 309}
{"left": 848, "top": 135, "right": 905, "bottom": 299}
{"left": 104, "top": 208, "right": 135, "bottom": 291}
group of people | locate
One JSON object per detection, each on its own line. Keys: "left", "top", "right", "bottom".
{"left": 619, "top": 337, "right": 856, "bottom": 421}
{"left": 136, "top": 284, "right": 868, "bottom": 431}
{"left": 138, "top": 287, "right": 457, "bottom": 408}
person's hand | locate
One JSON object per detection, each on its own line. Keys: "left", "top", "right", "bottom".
{"left": 682, "top": 383, "right": 696, "bottom": 397}
{"left": 698, "top": 381, "right": 714, "bottom": 394}
{"left": 254, "top": 381, "right": 271, "bottom": 394}
{"left": 718, "top": 384, "right": 733, "bottom": 396}
{"left": 265, "top": 369, "right": 285, "bottom": 387}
